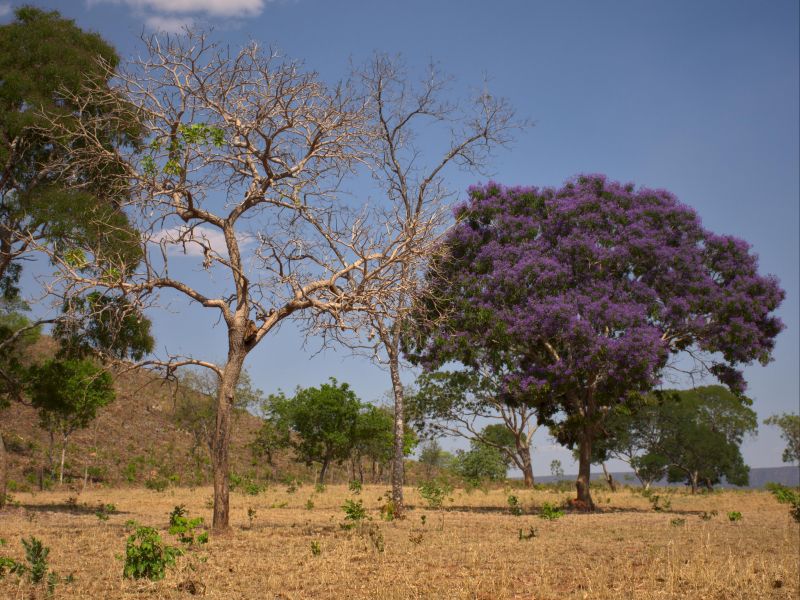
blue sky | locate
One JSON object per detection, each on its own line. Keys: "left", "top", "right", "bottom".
{"left": 4, "top": 0, "right": 798, "bottom": 474}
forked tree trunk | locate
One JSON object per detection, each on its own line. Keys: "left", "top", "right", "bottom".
{"left": 575, "top": 426, "right": 595, "bottom": 510}
{"left": 212, "top": 344, "right": 246, "bottom": 532}
{"left": 0, "top": 431, "right": 7, "bottom": 508}
{"left": 389, "top": 355, "right": 405, "bottom": 517}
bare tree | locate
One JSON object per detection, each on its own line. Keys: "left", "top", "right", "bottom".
{"left": 326, "top": 56, "right": 524, "bottom": 515}
{"left": 41, "top": 33, "right": 428, "bottom": 531}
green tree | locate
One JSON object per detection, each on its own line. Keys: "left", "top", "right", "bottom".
{"left": 350, "top": 405, "right": 416, "bottom": 484}
{"left": 0, "top": 6, "right": 141, "bottom": 298}
{"left": 28, "top": 358, "right": 115, "bottom": 484}
{"left": 269, "top": 379, "right": 362, "bottom": 484}
{"left": 452, "top": 440, "right": 508, "bottom": 487}
{"left": 764, "top": 413, "right": 800, "bottom": 464}
{"left": 418, "top": 439, "right": 453, "bottom": 478}
{"left": 601, "top": 387, "right": 757, "bottom": 493}
{"left": 0, "top": 6, "right": 148, "bottom": 506}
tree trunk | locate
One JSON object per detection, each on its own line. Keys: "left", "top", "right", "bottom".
{"left": 575, "top": 426, "right": 595, "bottom": 509}
{"left": 389, "top": 355, "right": 405, "bottom": 517}
{"left": 689, "top": 471, "right": 699, "bottom": 494}
{"left": 318, "top": 459, "right": 329, "bottom": 485}
{"left": 601, "top": 462, "right": 617, "bottom": 492}
{"left": 48, "top": 431, "right": 55, "bottom": 479}
{"left": 212, "top": 346, "right": 246, "bottom": 532}
{"left": 59, "top": 435, "right": 67, "bottom": 485}
{"left": 516, "top": 437, "right": 535, "bottom": 487}
{"left": 0, "top": 431, "right": 7, "bottom": 508}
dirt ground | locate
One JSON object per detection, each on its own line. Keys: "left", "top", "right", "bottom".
{"left": 0, "top": 484, "right": 797, "bottom": 599}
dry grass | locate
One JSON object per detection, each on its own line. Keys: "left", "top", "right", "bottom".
{"left": 0, "top": 484, "right": 797, "bottom": 599}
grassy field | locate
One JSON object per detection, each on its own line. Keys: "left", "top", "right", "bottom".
{"left": 0, "top": 484, "right": 797, "bottom": 599}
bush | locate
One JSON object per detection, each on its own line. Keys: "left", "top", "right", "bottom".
{"left": 123, "top": 525, "right": 181, "bottom": 580}
{"left": 727, "top": 511, "right": 742, "bottom": 522}
{"left": 0, "top": 537, "right": 71, "bottom": 596}
{"left": 507, "top": 494, "right": 523, "bottom": 516}
{"left": 341, "top": 499, "right": 367, "bottom": 529}
{"left": 168, "top": 505, "right": 208, "bottom": 546}
{"left": 348, "top": 479, "right": 362, "bottom": 494}
{"left": 538, "top": 502, "right": 564, "bottom": 520}
{"left": 144, "top": 478, "right": 168, "bottom": 492}
{"left": 765, "top": 483, "right": 800, "bottom": 523}
{"left": 417, "top": 479, "right": 453, "bottom": 509}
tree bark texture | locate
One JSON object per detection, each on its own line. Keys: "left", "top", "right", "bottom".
{"left": 575, "top": 425, "right": 595, "bottom": 509}
{"left": 212, "top": 339, "right": 246, "bottom": 532}
{"left": 389, "top": 355, "right": 405, "bottom": 517}
{"left": 516, "top": 436, "right": 535, "bottom": 487}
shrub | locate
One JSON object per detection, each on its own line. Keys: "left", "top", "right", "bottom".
{"left": 538, "top": 502, "right": 564, "bottom": 520}
{"left": 727, "top": 511, "right": 743, "bottom": 522}
{"left": 417, "top": 479, "right": 453, "bottom": 510}
{"left": 168, "top": 505, "right": 208, "bottom": 546}
{"left": 507, "top": 494, "right": 523, "bottom": 516}
{"left": 765, "top": 483, "right": 800, "bottom": 523}
{"left": 341, "top": 499, "right": 368, "bottom": 529}
{"left": 123, "top": 525, "right": 181, "bottom": 580}
{"left": 348, "top": 479, "right": 363, "bottom": 494}
{"left": 144, "top": 478, "right": 168, "bottom": 492}
{"left": 0, "top": 537, "right": 72, "bottom": 596}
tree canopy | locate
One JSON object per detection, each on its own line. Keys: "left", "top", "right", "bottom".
{"left": 764, "top": 413, "right": 800, "bottom": 464}
{"left": 0, "top": 6, "right": 141, "bottom": 299}
{"left": 410, "top": 175, "right": 784, "bottom": 507}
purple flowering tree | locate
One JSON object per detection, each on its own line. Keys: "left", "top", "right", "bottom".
{"left": 409, "top": 175, "right": 784, "bottom": 508}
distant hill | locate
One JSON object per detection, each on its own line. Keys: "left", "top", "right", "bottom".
{"left": 1, "top": 339, "right": 397, "bottom": 491}
{"left": 531, "top": 466, "right": 800, "bottom": 489}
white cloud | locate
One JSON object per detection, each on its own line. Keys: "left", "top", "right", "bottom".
{"left": 89, "top": 0, "right": 265, "bottom": 18}
{"left": 0, "top": 3, "right": 12, "bottom": 19}
{"left": 144, "top": 14, "right": 195, "bottom": 33}
{"left": 152, "top": 225, "right": 253, "bottom": 258}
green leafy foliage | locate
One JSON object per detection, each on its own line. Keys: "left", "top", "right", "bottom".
{"left": 0, "top": 7, "right": 144, "bottom": 299}
{"left": 507, "top": 494, "right": 523, "bottom": 516}
{"left": 53, "top": 293, "right": 154, "bottom": 361}
{"left": 765, "top": 483, "right": 800, "bottom": 523}
{"left": 538, "top": 502, "right": 564, "bottom": 521}
{"left": 168, "top": 505, "right": 208, "bottom": 546}
{"left": 266, "top": 379, "right": 362, "bottom": 484}
{"left": 451, "top": 441, "right": 507, "bottom": 487}
{"left": 727, "top": 511, "right": 743, "bottom": 522}
{"left": 341, "top": 499, "right": 368, "bottom": 529}
{"left": 123, "top": 525, "right": 181, "bottom": 581}
{"left": 764, "top": 414, "right": 800, "bottom": 464}
{"left": 0, "top": 537, "right": 69, "bottom": 596}
{"left": 417, "top": 478, "right": 453, "bottom": 509}
{"left": 598, "top": 387, "right": 757, "bottom": 493}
